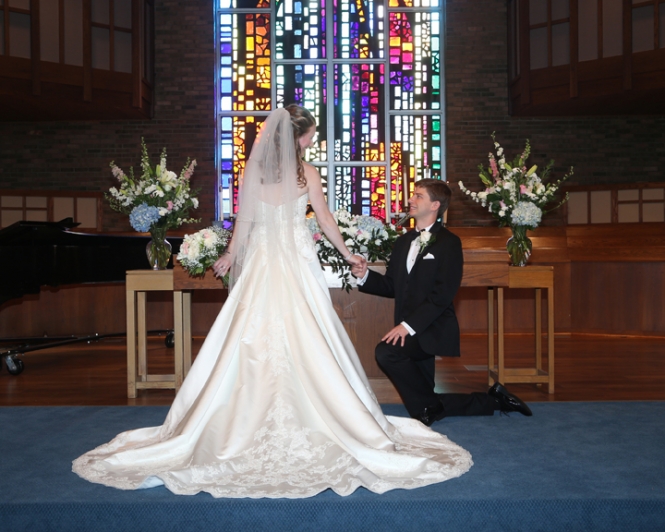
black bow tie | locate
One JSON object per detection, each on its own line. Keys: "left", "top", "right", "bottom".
{"left": 409, "top": 229, "right": 424, "bottom": 240}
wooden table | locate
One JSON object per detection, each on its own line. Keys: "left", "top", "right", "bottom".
{"left": 488, "top": 266, "right": 555, "bottom": 393}
{"left": 127, "top": 262, "right": 555, "bottom": 398}
{"left": 126, "top": 270, "right": 183, "bottom": 398}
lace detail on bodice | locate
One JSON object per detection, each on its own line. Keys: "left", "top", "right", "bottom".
{"left": 294, "top": 192, "right": 309, "bottom": 220}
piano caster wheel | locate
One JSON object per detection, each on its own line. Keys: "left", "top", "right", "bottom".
{"left": 165, "top": 331, "right": 175, "bottom": 349}
{"left": 4, "top": 355, "right": 24, "bottom": 376}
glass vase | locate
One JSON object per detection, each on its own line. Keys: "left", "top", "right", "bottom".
{"left": 146, "top": 226, "right": 172, "bottom": 270}
{"left": 506, "top": 225, "right": 532, "bottom": 267}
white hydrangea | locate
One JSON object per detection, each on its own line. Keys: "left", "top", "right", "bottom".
{"left": 511, "top": 201, "right": 542, "bottom": 227}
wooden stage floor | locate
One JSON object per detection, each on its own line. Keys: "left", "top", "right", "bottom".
{"left": 1, "top": 333, "right": 664, "bottom": 406}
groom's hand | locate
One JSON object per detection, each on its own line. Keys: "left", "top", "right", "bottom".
{"left": 382, "top": 324, "right": 409, "bottom": 346}
{"left": 351, "top": 258, "right": 367, "bottom": 278}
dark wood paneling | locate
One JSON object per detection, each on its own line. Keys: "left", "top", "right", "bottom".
{"left": 0, "top": 0, "right": 153, "bottom": 121}
{"left": 0, "top": 283, "right": 128, "bottom": 337}
{"left": 0, "top": 72, "right": 150, "bottom": 120}
{"left": 571, "top": 261, "right": 665, "bottom": 335}
{"left": 510, "top": 4, "right": 665, "bottom": 116}
{"left": 566, "top": 223, "right": 665, "bottom": 261}
{"left": 1, "top": 225, "right": 662, "bottom": 342}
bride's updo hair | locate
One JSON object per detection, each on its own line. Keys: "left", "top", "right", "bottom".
{"left": 285, "top": 104, "right": 316, "bottom": 188}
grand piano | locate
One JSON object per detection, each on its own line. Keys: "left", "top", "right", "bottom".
{"left": 0, "top": 219, "right": 182, "bottom": 373}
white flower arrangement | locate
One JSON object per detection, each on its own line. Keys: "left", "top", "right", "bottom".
{"left": 306, "top": 209, "right": 405, "bottom": 291}
{"left": 107, "top": 139, "right": 200, "bottom": 233}
{"left": 177, "top": 226, "right": 232, "bottom": 277}
{"left": 458, "top": 134, "right": 572, "bottom": 230}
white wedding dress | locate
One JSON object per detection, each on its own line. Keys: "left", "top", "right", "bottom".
{"left": 73, "top": 194, "right": 472, "bottom": 498}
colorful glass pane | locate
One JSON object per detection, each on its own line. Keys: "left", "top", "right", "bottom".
{"left": 333, "top": 63, "right": 385, "bottom": 162}
{"left": 275, "top": 63, "right": 327, "bottom": 162}
{"left": 334, "top": 166, "right": 386, "bottom": 218}
{"left": 333, "top": 0, "right": 384, "bottom": 59}
{"left": 218, "top": 116, "right": 268, "bottom": 214}
{"left": 388, "top": 0, "right": 441, "bottom": 7}
{"left": 219, "top": 0, "right": 270, "bottom": 8}
{"left": 389, "top": 10, "right": 440, "bottom": 110}
{"left": 390, "top": 113, "right": 443, "bottom": 213}
{"left": 219, "top": 13, "right": 272, "bottom": 112}
{"left": 216, "top": 0, "right": 445, "bottom": 221}
{"left": 275, "top": 0, "right": 325, "bottom": 60}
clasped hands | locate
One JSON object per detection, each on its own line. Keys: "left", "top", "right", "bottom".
{"left": 349, "top": 255, "right": 367, "bottom": 278}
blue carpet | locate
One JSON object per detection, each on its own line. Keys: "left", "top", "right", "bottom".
{"left": 1, "top": 402, "right": 664, "bottom": 531}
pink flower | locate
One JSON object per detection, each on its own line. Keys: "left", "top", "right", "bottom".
{"left": 111, "top": 165, "right": 125, "bottom": 181}
{"left": 166, "top": 201, "right": 174, "bottom": 211}
{"left": 181, "top": 242, "right": 189, "bottom": 254}
{"left": 489, "top": 157, "right": 499, "bottom": 178}
{"left": 183, "top": 160, "right": 197, "bottom": 180}
{"left": 500, "top": 201, "right": 506, "bottom": 209}
{"left": 520, "top": 185, "right": 529, "bottom": 195}
{"left": 313, "top": 233, "right": 322, "bottom": 241}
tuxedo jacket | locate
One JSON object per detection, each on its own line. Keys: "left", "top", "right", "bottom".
{"left": 359, "top": 222, "right": 463, "bottom": 357}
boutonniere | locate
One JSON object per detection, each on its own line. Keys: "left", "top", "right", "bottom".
{"left": 417, "top": 230, "right": 435, "bottom": 254}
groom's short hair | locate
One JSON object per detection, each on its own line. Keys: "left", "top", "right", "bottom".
{"left": 414, "top": 179, "right": 451, "bottom": 219}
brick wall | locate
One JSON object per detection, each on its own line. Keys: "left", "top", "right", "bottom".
{"left": 1, "top": 0, "right": 663, "bottom": 229}
{"left": 0, "top": 0, "right": 216, "bottom": 232}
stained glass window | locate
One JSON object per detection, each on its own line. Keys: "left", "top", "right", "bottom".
{"left": 215, "top": 0, "right": 445, "bottom": 221}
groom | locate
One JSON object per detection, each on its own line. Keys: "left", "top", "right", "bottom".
{"left": 352, "top": 179, "right": 532, "bottom": 426}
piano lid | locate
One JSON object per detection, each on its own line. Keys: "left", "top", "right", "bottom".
{"left": 0, "top": 219, "right": 183, "bottom": 305}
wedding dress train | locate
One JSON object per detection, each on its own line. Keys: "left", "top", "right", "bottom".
{"left": 73, "top": 194, "right": 472, "bottom": 498}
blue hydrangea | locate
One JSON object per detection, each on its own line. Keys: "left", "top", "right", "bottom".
{"left": 510, "top": 201, "right": 542, "bottom": 228}
{"left": 129, "top": 203, "right": 161, "bottom": 232}
{"left": 355, "top": 215, "right": 383, "bottom": 234}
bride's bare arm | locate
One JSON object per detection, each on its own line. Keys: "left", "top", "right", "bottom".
{"left": 306, "top": 164, "right": 364, "bottom": 266}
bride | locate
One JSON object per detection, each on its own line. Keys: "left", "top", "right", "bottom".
{"left": 72, "top": 105, "right": 473, "bottom": 498}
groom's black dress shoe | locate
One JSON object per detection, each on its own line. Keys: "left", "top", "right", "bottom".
{"left": 488, "top": 383, "right": 533, "bottom": 416}
{"left": 416, "top": 400, "right": 446, "bottom": 426}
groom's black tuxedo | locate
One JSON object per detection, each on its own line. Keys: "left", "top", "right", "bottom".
{"left": 360, "top": 221, "right": 462, "bottom": 357}
{"left": 359, "top": 222, "right": 496, "bottom": 420}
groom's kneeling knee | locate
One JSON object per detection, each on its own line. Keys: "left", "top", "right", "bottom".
{"left": 375, "top": 342, "right": 402, "bottom": 369}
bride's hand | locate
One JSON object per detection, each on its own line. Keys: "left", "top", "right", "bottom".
{"left": 213, "top": 254, "right": 232, "bottom": 278}
{"left": 345, "top": 254, "right": 365, "bottom": 268}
